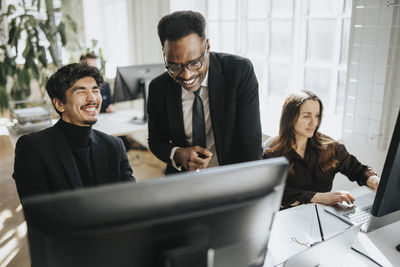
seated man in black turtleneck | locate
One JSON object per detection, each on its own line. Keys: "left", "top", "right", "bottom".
{"left": 13, "top": 63, "right": 135, "bottom": 200}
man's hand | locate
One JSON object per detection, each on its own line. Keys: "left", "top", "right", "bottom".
{"left": 174, "top": 146, "right": 212, "bottom": 171}
{"left": 311, "top": 191, "right": 355, "bottom": 206}
{"left": 106, "top": 104, "right": 117, "bottom": 113}
{"left": 366, "top": 175, "right": 380, "bottom": 190}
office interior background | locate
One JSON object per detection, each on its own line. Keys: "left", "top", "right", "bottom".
{"left": 86, "top": 0, "right": 400, "bottom": 191}
{"left": 0, "top": 0, "right": 399, "bottom": 266}
{"left": 3, "top": 0, "right": 399, "bottom": 186}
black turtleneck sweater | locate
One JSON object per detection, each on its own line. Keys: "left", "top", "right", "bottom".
{"left": 59, "top": 119, "right": 96, "bottom": 187}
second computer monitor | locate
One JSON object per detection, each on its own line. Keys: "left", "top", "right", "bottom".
{"left": 113, "top": 63, "right": 165, "bottom": 123}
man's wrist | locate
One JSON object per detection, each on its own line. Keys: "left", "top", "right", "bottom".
{"left": 310, "top": 193, "right": 319, "bottom": 203}
{"left": 170, "top": 147, "right": 182, "bottom": 171}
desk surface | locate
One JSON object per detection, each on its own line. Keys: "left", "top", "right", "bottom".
{"left": 265, "top": 186, "right": 400, "bottom": 266}
{"left": 350, "top": 220, "right": 400, "bottom": 266}
{"left": 94, "top": 109, "right": 147, "bottom": 136}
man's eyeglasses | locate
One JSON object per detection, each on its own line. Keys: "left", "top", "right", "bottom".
{"left": 163, "top": 40, "right": 208, "bottom": 75}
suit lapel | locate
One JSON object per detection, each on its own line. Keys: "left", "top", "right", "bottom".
{"left": 89, "top": 130, "right": 107, "bottom": 184}
{"left": 208, "top": 53, "right": 224, "bottom": 160}
{"left": 166, "top": 80, "right": 187, "bottom": 146}
{"left": 52, "top": 121, "right": 83, "bottom": 189}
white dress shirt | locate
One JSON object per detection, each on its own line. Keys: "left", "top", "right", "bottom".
{"left": 170, "top": 72, "right": 219, "bottom": 170}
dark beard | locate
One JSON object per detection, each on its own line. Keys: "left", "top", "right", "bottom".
{"left": 84, "top": 119, "right": 97, "bottom": 125}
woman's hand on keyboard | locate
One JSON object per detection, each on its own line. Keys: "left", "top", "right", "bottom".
{"left": 310, "top": 191, "right": 355, "bottom": 206}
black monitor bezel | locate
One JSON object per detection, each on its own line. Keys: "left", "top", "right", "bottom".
{"left": 113, "top": 63, "right": 165, "bottom": 103}
{"left": 371, "top": 109, "right": 400, "bottom": 218}
{"left": 22, "top": 158, "right": 288, "bottom": 267}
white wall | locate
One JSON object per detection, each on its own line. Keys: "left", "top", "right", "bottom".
{"left": 333, "top": 1, "right": 400, "bottom": 190}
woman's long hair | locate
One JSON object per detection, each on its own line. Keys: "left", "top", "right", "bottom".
{"left": 265, "top": 90, "right": 338, "bottom": 175}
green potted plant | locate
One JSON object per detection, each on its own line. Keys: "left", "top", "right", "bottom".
{"left": 0, "top": 0, "right": 77, "bottom": 113}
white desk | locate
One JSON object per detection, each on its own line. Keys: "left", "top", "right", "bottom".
{"left": 264, "top": 187, "right": 400, "bottom": 266}
{"left": 348, "top": 220, "right": 400, "bottom": 266}
{"left": 94, "top": 109, "right": 147, "bottom": 136}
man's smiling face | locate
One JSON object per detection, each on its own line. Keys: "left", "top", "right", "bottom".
{"left": 53, "top": 76, "right": 102, "bottom": 126}
{"left": 163, "top": 33, "right": 210, "bottom": 92}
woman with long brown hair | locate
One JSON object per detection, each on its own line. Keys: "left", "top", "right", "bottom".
{"left": 264, "top": 91, "right": 380, "bottom": 208}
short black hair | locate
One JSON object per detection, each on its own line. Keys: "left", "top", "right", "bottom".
{"left": 46, "top": 63, "right": 103, "bottom": 115}
{"left": 157, "top": 10, "right": 206, "bottom": 47}
{"left": 80, "top": 52, "right": 97, "bottom": 62}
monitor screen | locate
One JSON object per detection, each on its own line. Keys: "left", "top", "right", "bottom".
{"left": 113, "top": 64, "right": 165, "bottom": 123}
{"left": 113, "top": 64, "right": 165, "bottom": 103}
{"left": 368, "top": 108, "right": 400, "bottom": 231}
{"left": 22, "top": 158, "right": 288, "bottom": 267}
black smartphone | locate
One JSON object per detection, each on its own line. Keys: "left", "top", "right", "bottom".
{"left": 197, "top": 152, "right": 207, "bottom": 159}
{"left": 396, "top": 243, "right": 400, "bottom": 252}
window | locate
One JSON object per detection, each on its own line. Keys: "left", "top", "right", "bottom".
{"left": 205, "top": 0, "right": 352, "bottom": 139}
{"left": 82, "top": 0, "right": 131, "bottom": 78}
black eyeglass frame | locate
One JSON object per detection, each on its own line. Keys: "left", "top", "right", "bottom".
{"left": 163, "top": 39, "right": 208, "bottom": 75}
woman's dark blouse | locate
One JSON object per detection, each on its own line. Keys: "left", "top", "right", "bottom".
{"left": 263, "top": 140, "right": 374, "bottom": 208}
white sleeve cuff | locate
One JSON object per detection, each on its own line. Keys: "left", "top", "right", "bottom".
{"left": 170, "top": 147, "right": 182, "bottom": 171}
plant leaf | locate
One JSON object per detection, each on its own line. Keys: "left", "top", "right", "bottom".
{"left": 27, "top": 14, "right": 38, "bottom": 28}
{"left": 22, "top": 42, "right": 32, "bottom": 58}
{"left": 30, "top": 61, "right": 40, "bottom": 80}
{"left": 7, "top": 18, "right": 17, "bottom": 45}
{"left": 16, "top": 68, "right": 30, "bottom": 89}
{"left": 23, "top": 68, "right": 30, "bottom": 89}
{"left": 9, "top": 20, "right": 23, "bottom": 51}
{"left": 65, "top": 14, "right": 77, "bottom": 33}
{"left": 38, "top": 46, "right": 48, "bottom": 67}
{"left": 58, "top": 22, "right": 66, "bottom": 46}
{"left": 91, "top": 39, "right": 98, "bottom": 48}
{"left": 4, "top": 56, "right": 16, "bottom": 76}
{"left": 0, "top": 85, "right": 10, "bottom": 113}
{"left": 7, "top": 4, "right": 16, "bottom": 15}
{"left": 38, "top": 20, "right": 53, "bottom": 44}
{"left": 0, "top": 63, "right": 6, "bottom": 86}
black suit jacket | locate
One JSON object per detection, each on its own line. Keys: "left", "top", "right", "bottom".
{"left": 100, "top": 82, "right": 112, "bottom": 113}
{"left": 13, "top": 120, "right": 135, "bottom": 199}
{"left": 148, "top": 52, "right": 262, "bottom": 173}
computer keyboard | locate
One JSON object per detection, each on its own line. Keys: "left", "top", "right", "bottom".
{"left": 343, "top": 207, "right": 372, "bottom": 225}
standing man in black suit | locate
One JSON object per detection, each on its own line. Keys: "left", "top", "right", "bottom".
{"left": 148, "top": 11, "right": 262, "bottom": 174}
{"left": 13, "top": 63, "right": 135, "bottom": 199}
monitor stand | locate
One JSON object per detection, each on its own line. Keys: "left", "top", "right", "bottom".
{"left": 129, "top": 79, "right": 148, "bottom": 125}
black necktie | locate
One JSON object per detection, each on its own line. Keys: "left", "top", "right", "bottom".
{"left": 192, "top": 87, "right": 206, "bottom": 148}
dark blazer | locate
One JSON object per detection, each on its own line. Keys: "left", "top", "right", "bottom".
{"left": 13, "top": 120, "right": 135, "bottom": 199}
{"left": 100, "top": 82, "right": 113, "bottom": 113}
{"left": 147, "top": 52, "right": 262, "bottom": 173}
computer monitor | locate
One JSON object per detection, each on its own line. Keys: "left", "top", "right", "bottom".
{"left": 22, "top": 158, "right": 288, "bottom": 267}
{"left": 367, "top": 109, "right": 400, "bottom": 232}
{"left": 113, "top": 64, "right": 165, "bottom": 124}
